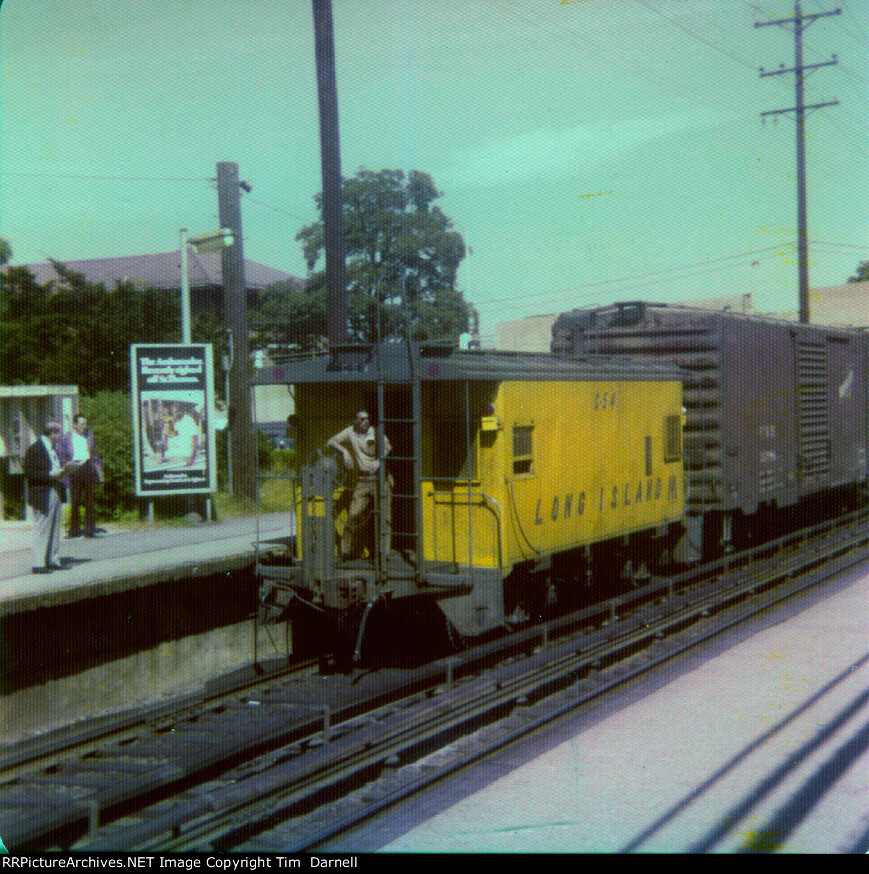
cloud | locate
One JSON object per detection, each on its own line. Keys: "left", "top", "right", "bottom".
{"left": 448, "top": 110, "right": 718, "bottom": 189}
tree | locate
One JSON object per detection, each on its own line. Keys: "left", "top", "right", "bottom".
{"left": 0, "top": 238, "right": 12, "bottom": 265}
{"left": 285, "top": 169, "right": 469, "bottom": 346}
{"left": 0, "top": 263, "right": 181, "bottom": 392}
{"left": 250, "top": 279, "right": 328, "bottom": 351}
{"left": 847, "top": 261, "right": 869, "bottom": 283}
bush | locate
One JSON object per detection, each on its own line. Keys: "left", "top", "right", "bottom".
{"left": 71, "top": 393, "right": 298, "bottom": 523}
{"left": 268, "top": 448, "right": 298, "bottom": 475}
{"left": 80, "top": 390, "right": 136, "bottom": 519}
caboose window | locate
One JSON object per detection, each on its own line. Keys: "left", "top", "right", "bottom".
{"left": 430, "top": 419, "right": 478, "bottom": 484}
{"left": 513, "top": 425, "right": 534, "bottom": 475}
{"left": 664, "top": 414, "right": 682, "bottom": 463}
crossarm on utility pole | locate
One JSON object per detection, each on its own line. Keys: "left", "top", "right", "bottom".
{"left": 755, "top": 2, "right": 840, "bottom": 324}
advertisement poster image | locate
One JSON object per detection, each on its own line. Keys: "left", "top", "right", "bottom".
{"left": 131, "top": 344, "right": 217, "bottom": 496}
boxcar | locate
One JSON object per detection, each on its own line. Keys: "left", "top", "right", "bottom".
{"left": 552, "top": 302, "right": 869, "bottom": 557}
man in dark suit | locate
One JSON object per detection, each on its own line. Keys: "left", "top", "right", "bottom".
{"left": 57, "top": 413, "right": 103, "bottom": 538}
{"left": 23, "top": 422, "right": 68, "bottom": 573}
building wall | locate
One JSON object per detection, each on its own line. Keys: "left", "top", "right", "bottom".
{"left": 253, "top": 384, "right": 295, "bottom": 425}
{"left": 809, "top": 282, "right": 869, "bottom": 328}
{"left": 680, "top": 294, "right": 753, "bottom": 314}
{"left": 496, "top": 314, "right": 560, "bottom": 352}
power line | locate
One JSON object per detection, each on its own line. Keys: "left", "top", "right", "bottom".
{"left": 502, "top": 1, "right": 756, "bottom": 112}
{"left": 509, "top": 0, "right": 812, "bottom": 116}
{"left": 480, "top": 245, "right": 793, "bottom": 307}
{"left": 836, "top": 59, "right": 869, "bottom": 102}
{"left": 816, "top": 108, "right": 869, "bottom": 149}
{"left": 245, "top": 196, "right": 313, "bottom": 225}
{"left": 838, "top": 0, "right": 868, "bottom": 42}
{"left": 482, "top": 254, "right": 780, "bottom": 316}
{"left": 633, "top": 0, "right": 758, "bottom": 70}
{"left": 740, "top": 1, "right": 779, "bottom": 20}
{"left": 810, "top": 239, "right": 869, "bottom": 249}
{"left": 4, "top": 171, "right": 212, "bottom": 183}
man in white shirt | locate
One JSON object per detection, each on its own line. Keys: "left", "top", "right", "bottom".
{"left": 57, "top": 413, "right": 103, "bottom": 538}
{"left": 327, "top": 411, "right": 392, "bottom": 561}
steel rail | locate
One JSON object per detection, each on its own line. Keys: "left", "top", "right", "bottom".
{"left": 0, "top": 656, "right": 319, "bottom": 779}
{"left": 4, "top": 507, "right": 865, "bottom": 851}
{"left": 75, "top": 510, "right": 869, "bottom": 852}
{"left": 271, "top": 523, "right": 869, "bottom": 852}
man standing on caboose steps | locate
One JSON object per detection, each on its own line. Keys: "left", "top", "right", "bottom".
{"left": 57, "top": 413, "right": 104, "bottom": 538}
{"left": 327, "top": 410, "right": 392, "bottom": 561}
{"left": 23, "top": 422, "right": 69, "bottom": 573}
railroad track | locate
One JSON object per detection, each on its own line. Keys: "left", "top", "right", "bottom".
{"left": 2, "top": 509, "right": 867, "bottom": 852}
{"left": 0, "top": 653, "right": 320, "bottom": 780}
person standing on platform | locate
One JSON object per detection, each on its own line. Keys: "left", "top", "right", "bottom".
{"left": 327, "top": 410, "right": 393, "bottom": 561}
{"left": 57, "top": 413, "right": 104, "bottom": 539}
{"left": 23, "top": 422, "right": 69, "bottom": 573}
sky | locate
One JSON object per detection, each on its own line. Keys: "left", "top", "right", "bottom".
{"left": 2, "top": 0, "right": 867, "bottom": 342}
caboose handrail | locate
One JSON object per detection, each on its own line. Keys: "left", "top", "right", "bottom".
{"left": 506, "top": 478, "right": 543, "bottom": 559}
{"left": 425, "top": 488, "right": 504, "bottom": 573}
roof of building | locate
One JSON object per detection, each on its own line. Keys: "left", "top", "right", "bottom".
{"left": 3, "top": 251, "right": 302, "bottom": 292}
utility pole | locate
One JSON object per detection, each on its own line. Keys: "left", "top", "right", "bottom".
{"left": 312, "top": 0, "right": 347, "bottom": 346}
{"left": 217, "top": 160, "right": 256, "bottom": 502}
{"left": 756, "top": 2, "right": 840, "bottom": 324}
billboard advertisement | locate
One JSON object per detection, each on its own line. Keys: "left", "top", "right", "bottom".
{"left": 130, "top": 344, "right": 217, "bottom": 496}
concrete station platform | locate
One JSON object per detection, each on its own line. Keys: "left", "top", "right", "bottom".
{"left": 1, "top": 513, "right": 293, "bottom": 617}
{"left": 339, "top": 559, "right": 869, "bottom": 854}
{"left": 1, "top": 513, "right": 296, "bottom": 744}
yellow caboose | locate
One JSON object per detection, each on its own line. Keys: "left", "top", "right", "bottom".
{"left": 255, "top": 342, "right": 685, "bottom": 640}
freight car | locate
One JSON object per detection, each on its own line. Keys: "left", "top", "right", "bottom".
{"left": 254, "top": 341, "right": 685, "bottom": 651}
{"left": 552, "top": 301, "right": 869, "bottom": 559}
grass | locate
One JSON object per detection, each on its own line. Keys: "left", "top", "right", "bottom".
{"left": 33, "top": 452, "right": 300, "bottom": 531}
{"left": 87, "top": 469, "right": 299, "bottom": 531}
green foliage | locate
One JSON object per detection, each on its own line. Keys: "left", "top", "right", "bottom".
{"left": 1, "top": 264, "right": 181, "bottom": 392}
{"left": 0, "top": 252, "right": 268, "bottom": 520}
{"left": 257, "top": 428, "right": 275, "bottom": 470}
{"left": 0, "top": 238, "right": 12, "bottom": 265}
{"left": 250, "top": 280, "right": 328, "bottom": 350}
{"left": 259, "top": 168, "right": 470, "bottom": 348}
{"left": 192, "top": 308, "right": 233, "bottom": 402}
{"left": 79, "top": 390, "right": 136, "bottom": 518}
{"left": 267, "top": 448, "right": 298, "bottom": 475}
{"left": 847, "top": 261, "right": 869, "bottom": 283}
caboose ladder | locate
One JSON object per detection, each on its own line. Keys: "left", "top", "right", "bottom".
{"left": 373, "top": 341, "right": 424, "bottom": 582}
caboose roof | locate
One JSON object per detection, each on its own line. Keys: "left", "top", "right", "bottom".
{"left": 253, "top": 341, "right": 680, "bottom": 386}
